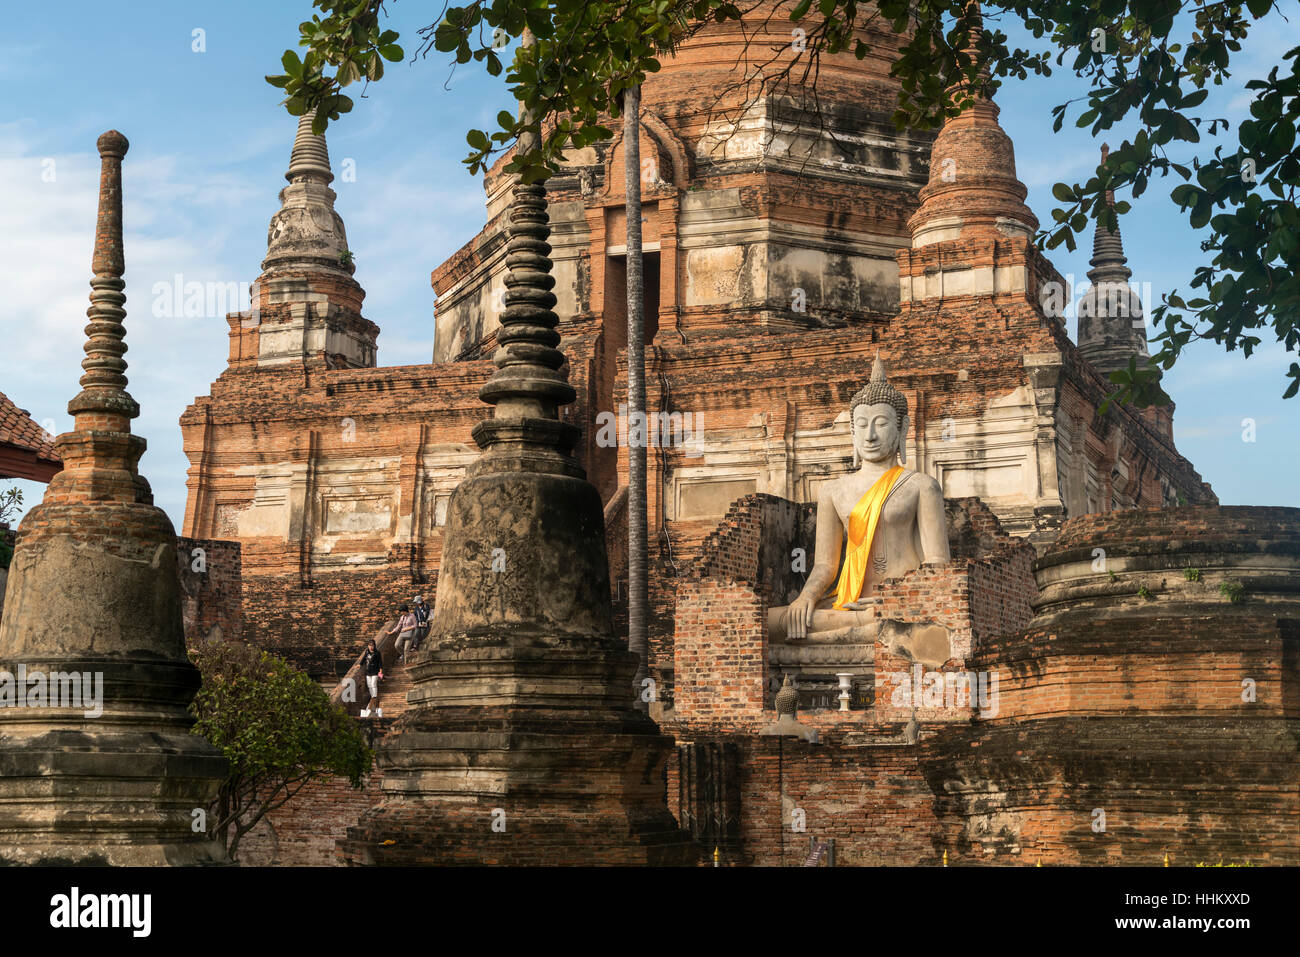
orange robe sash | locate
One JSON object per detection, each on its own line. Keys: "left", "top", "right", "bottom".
{"left": 828, "top": 465, "right": 905, "bottom": 610}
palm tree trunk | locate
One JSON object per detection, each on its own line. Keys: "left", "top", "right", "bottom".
{"left": 623, "top": 83, "right": 649, "bottom": 711}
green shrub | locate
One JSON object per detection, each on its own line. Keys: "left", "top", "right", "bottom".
{"left": 1219, "top": 581, "right": 1246, "bottom": 603}
{"left": 190, "top": 642, "right": 372, "bottom": 862}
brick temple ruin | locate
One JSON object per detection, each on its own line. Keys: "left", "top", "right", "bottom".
{"left": 163, "top": 5, "right": 1295, "bottom": 865}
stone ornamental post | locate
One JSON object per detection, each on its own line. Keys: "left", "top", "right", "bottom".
{"left": 0, "top": 131, "right": 227, "bottom": 866}
{"left": 341, "top": 110, "right": 696, "bottom": 866}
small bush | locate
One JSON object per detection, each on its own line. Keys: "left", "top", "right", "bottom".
{"left": 1219, "top": 580, "right": 1246, "bottom": 603}
{"left": 190, "top": 642, "right": 372, "bottom": 862}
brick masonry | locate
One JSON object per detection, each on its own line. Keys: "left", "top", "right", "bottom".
{"left": 670, "top": 504, "right": 1300, "bottom": 866}
{"left": 177, "top": 537, "right": 243, "bottom": 646}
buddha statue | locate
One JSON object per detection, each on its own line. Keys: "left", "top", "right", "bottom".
{"left": 768, "top": 356, "right": 950, "bottom": 644}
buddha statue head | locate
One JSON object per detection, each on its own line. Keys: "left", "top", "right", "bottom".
{"left": 850, "top": 355, "right": 909, "bottom": 467}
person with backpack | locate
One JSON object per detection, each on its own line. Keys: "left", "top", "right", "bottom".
{"left": 388, "top": 605, "right": 419, "bottom": 664}
{"left": 360, "top": 638, "right": 384, "bottom": 715}
{"left": 412, "top": 596, "right": 431, "bottom": 653}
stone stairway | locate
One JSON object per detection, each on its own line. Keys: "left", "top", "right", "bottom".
{"left": 330, "top": 618, "right": 419, "bottom": 720}
{"left": 365, "top": 649, "right": 415, "bottom": 720}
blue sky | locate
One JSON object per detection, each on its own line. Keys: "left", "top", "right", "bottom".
{"left": 3, "top": 1, "right": 1296, "bottom": 528}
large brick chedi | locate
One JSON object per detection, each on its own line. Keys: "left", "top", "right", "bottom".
{"left": 340, "top": 129, "right": 696, "bottom": 865}
{"left": 0, "top": 132, "right": 227, "bottom": 865}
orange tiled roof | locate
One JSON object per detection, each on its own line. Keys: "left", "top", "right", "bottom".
{"left": 0, "top": 390, "right": 59, "bottom": 464}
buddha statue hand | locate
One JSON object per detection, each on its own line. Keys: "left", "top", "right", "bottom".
{"left": 785, "top": 592, "right": 817, "bottom": 640}
{"left": 841, "top": 600, "right": 877, "bottom": 611}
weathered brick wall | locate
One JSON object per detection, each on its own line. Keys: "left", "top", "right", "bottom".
{"left": 181, "top": 355, "right": 491, "bottom": 680}
{"left": 1050, "top": 503, "right": 1300, "bottom": 554}
{"left": 238, "top": 768, "right": 384, "bottom": 866}
{"left": 925, "top": 505, "right": 1300, "bottom": 865}
{"left": 973, "top": 617, "right": 1297, "bottom": 722}
{"left": 668, "top": 731, "right": 941, "bottom": 866}
{"left": 672, "top": 578, "right": 767, "bottom": 723}
{"left": 966, "top": 544, "right": 1037, "bottom": 648}
{"left": 925, "top": 715, "right": 1300, "bottom": 865}
{"left": 239, "top": 559, "right": 433, "bottom": 682}
{"left": 177, "top": 537, "right": 242, "bottom": 646}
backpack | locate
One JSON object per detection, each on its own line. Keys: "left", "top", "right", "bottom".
{"left": 414, "top": 603, "right": 430, "bottom": 626}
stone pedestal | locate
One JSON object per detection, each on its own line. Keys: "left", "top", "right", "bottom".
{"left": 341, "top": 647, "right": 694, "bottom": 865}
{"left": 341, "top": 472, "right": 697, "bottom": 865}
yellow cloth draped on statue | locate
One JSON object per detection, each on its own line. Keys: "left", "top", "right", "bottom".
{"left": 827, "top": 465, "right": 905, "bottom": 610}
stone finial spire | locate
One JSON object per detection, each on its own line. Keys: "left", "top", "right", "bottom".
{"left": 1077, "top": 143, "right": 1149, "bottom": 374}
{"left": 71, "top": 131, "right": 138, "bottom": 427}
{"left": 471, "top": 170, "right": 580, "bottom": 465}
{"left": 429, "top": 105, "right": 605, "bottom": 644}
{"left": 1086, "top": 144, "right": 1131, "bottom": 286}
{"left": 907, "top": 8, "right": 1038, "bottom": 248}
{"left": 250, "top": 109, "right": 375, "bottom": 370}
{"left": 286, "top": 112, "right": 334, "bottom": 184}
{"left": 45, "top": 131, "right": 149, "bottom": 507}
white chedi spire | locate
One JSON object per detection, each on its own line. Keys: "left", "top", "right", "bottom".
{"left": 262, "top": 110, "right": 352, "bottom": 277}
{"left": 1077, "top": 144, "right": 1150, "bottom": 376}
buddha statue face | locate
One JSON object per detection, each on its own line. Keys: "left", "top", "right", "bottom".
{"left": 849, "top": 355, "right": 910, "bottom": 467}
{"left": 852, "top": 402, "right": 908, "bottom": 466}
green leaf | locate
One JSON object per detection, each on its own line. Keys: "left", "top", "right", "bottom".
{"left": 337, "top": 59, "right": 361, "bottom": 86}
{"left": 281, "top": 50, "right": 303, "bottom": 79}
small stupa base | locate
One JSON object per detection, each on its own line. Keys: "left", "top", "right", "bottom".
{"left": 0, "top": 656, "right": 228, "bottom": 866}
{"left": 340, "top": 645, "right": 698, "bottom": 866}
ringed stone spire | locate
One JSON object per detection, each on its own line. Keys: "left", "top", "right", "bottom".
{"left": 263, "top": 111, "right": 350, "bottom": 274}
{"left": 1077, "top": 144, "right": 1150, "bottom": 376}
{"left": 286, "top": 111, "right": 334, "bottom": 184}
{"left": 341, "top": 118, "right": 697, "bottom": 866}
{"left": 907, "top": 11, "right": 1038, "bottom": 248}
{"left": 0, "top": 131, "right": 227, "bottom": 866}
